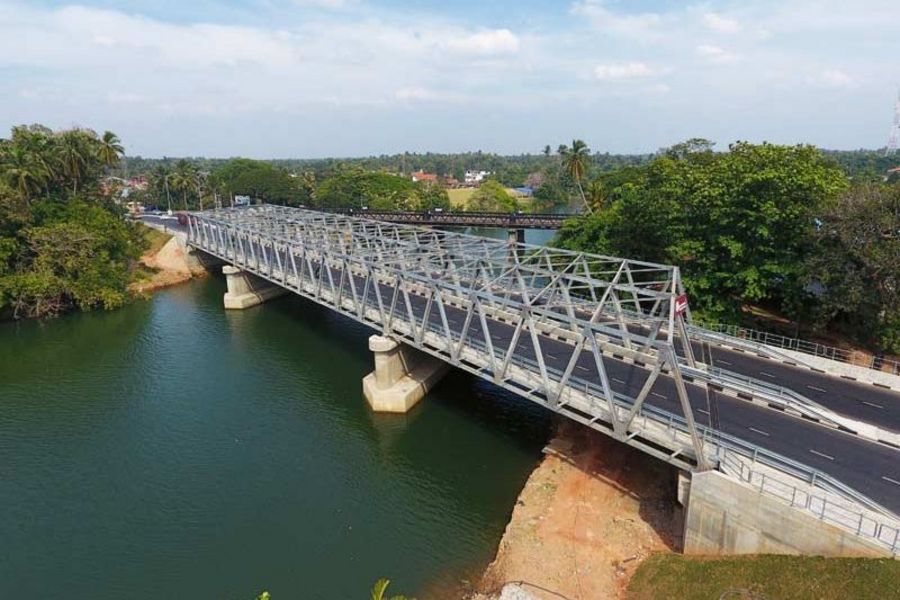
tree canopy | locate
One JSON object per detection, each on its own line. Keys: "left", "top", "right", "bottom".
{"left": 0, "top": 125, "right": 144, "bottom": 319}
{"left": 466, "top": 180, "right": 518, "bottom": 212}
{"left": 315, "top": 166, "right": 450, "bottom": 211}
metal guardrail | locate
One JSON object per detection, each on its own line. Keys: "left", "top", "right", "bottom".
{"left": 681, "top": 365, "right": 843, "bottom": 428}
{"left": 697, "top": 321, "right": 900, "bottom": 376}
{"left": 717, "top": 450, "right": 900, "bottom": 553}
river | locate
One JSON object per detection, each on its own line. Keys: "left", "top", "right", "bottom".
{"left": 0, "top": 275, "right": 552, "bottom": 598}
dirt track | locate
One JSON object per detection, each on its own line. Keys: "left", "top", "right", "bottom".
{"left": 474, "top": 421, "right": 678, "bottom": 600}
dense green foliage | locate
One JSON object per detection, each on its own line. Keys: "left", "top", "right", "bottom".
{"left": 117, "top": 149, "right": 652, "bottom": 189}
{"left": 628, "top": 554, "right": 900, "bottom": 600}
{"left": 315, "top": 166, "right": 449, "bottom": 210}
{"left": 466, "top": 180, "right": 517, "bottom": 212}
{"left": 211, "top": 158, "right": 302, "bottom": 206}
{"left": 0, "top": 125, "right": 145, "bottom": 319}
{"left": 556, "top": 141, "right": 899, "bottom": 352}
{"left": 802, "top": 183, "right": 899, "bottom": 351}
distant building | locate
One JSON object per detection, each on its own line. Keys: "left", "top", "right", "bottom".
{"left": 128, "top": 176, "right": 149, "bottom": 191}
{"left": 464, "top": 170, "right": 491, "bottom": 185}
{"left": 411, "top": 170, "right": 438, "bottom": 184}
{"left": 512, "top": 186, "right": 534, "bottom": 198}
{"left": 443, "top": 175, "right": 461, "bottom": 188}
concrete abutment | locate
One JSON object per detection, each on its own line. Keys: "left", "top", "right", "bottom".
{"left": 681, "top": 470, "right": 890, "bottom": 557}
{"left": 363, "top": 335, "right": 450, "bottom": 413}
{"left": 222, "top": 265, "right": 287, "bottom": 310}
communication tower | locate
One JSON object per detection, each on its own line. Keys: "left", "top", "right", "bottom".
{"left": 887, "top": 89, "right": 900, "bottom": 155}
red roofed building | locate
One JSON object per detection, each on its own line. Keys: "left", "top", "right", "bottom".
{"left": 411, "top": 170, "right": 438, "bottom": 183}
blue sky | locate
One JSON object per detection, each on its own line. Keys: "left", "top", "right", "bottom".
{"left": 2, "top": 0, "right": 898, "bottom": 157}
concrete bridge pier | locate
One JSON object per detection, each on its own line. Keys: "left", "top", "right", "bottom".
{"left": 363, "top": 335, "right": 450, "bottom": 413}
{"left": 507, "top": 228, "right": 525, "bottom": 245}
{"left": 507, "top": 228, "right": 525, "bottom": 262}
{"left": 223, "top": 265, "right": 287, "bottom": 309}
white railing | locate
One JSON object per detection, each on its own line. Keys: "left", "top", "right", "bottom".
{"left": 695, "top": 320, "right": 900, "bottom": 376}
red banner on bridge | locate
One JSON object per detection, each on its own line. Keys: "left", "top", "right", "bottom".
{"left": 674, "top": 294, "right": 689, "bottom": 316}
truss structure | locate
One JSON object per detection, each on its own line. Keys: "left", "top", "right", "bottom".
{"left": 188, "top": 205, "right": 713, "bottom": 468}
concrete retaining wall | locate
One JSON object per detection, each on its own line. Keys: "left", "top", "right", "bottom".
{"left": 683, "top": 470, "right": 890, "bottom": 557}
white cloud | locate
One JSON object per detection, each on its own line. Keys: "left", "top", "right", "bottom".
{"left": 571, "top": 0, "right": 662, "bottom": 40}
{"left": 293, "top": 0, "right": 356, "bottom": 7}
{"left": 594, "top": 62, "right": 655, "bottom": 80}
{"left": 702, "top": 13, "right": 741, "bottom": 33}
{"left": 811, "top": 69, "right": 854, "bottom": 88}
{"left": 0, "top": 3, "right": 532, "bottom": 121}
{"left": 696, "top": 44, "right": 739, "bottom": 64}
{"left": 0, "top": 0, "right": 897, "bottom": 156}
{"left": 445, "top": 29, "right": 519, "bottom": 56}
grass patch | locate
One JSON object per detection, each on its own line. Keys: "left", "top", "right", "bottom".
{"left": 447, "top": 188, "right": 474, "bottom": 208}
{"left": 627, "top": 554, "right": 900, "bottom": 600}
{"left": 139, "top": 224, "right": 172, "bottom": 255}
{"left": 447, "top": 187, "right": 538, "bottom": 211}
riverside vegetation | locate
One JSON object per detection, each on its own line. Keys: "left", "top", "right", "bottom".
{"left": 555, "top": 140, "right": 899, "bottom": 355}
{"left": 0, "top": 124, "right": 147, "bottom": 319}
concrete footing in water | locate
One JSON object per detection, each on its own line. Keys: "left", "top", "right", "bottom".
{"left": 222, "top": 265, "right": 287, "bottom": 310}
{"left": 363, "top": 335, "right": 449, "bottom": 413}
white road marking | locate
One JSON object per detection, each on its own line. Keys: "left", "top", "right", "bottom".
{"left": 862, "top": 401, "right": 884, "bottom": 409}
{"left": 882, "top": 476, "right": 900, "bottom": 486}
{"left": 748, "top": 427, "right": 770, "bottom": 437}
{"left": 651, "top": 392, "right": 667, "bottom": 399}
{"left": 612, "top": 377, "right": 626, "bottom": 384}
{"left": 809, "top": 449, "right": 835, "bottom": 461}
{"left": 697, "top": 408, "right": 710, "bottom": 415}
{"left": 806, "top": 384, "right": 828, "bottom": 393}
{"left": 576, "top": 365, "right": 590, "bottom": 372}
{"left": 759, "top": 371, "right": 776, "bottom": 379}
{"left": 717, "top": 359, "right": 732, "bottom": 366}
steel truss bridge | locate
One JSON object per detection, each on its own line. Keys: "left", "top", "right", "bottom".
{"left": 187, "top": 205, "right": 900, "bottom": 554}
{"left": 333, "top": 209, "right": 572, "bottom": 230}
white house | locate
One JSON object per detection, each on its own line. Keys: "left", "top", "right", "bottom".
{"left": 464, "top": 170, "right": 491, "bottom": 185}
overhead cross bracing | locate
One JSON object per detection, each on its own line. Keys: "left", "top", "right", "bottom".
{"left": 202, "top": 206, "right": 692, "bottom": 344}
{"left": 187, "top": 205, "right": 900, "bottom": 554}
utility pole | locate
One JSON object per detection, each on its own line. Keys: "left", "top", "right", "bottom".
{"left": 164, "top": 175, "right": 172, "bottom": 214}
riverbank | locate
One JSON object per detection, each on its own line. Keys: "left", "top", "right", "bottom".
{"left": 129, "top": 226, "right": 205, "bottom": 295}
{"left": 472, "top": 421, "right": 678, "bottom": 600}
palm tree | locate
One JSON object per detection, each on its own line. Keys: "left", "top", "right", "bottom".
{"left": 149, "top": 165, "right": 173, "bottom": 212}
{"left": 371, "top": 578, "right": 412, "bottom": 600}
{"left": 97, "top": 131, "right": 124, "bottom": 169}
{"left": 170, "top": 159, "right": 197, "bottom": 210}
{"left": 58, "top": 129, "right": 89, "bottom": 194}
{"left": 1, "top": 145, "right": 49, "bottom": 203}
{"left": 559, "top": 139, "right": 591, "bottom": 213}
{"left": 585, "top": 178, "right": 605, "bottom": 212}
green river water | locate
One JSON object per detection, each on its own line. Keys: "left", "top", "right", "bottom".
{"left": 0, "top": 275, "right": 552, "bottom": 599}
